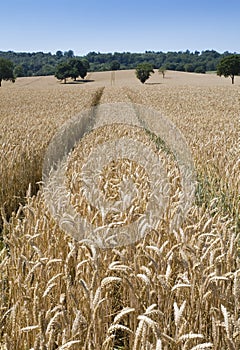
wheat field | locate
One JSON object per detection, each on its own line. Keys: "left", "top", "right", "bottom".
{"left": 0, "top": 71, "right": 239, "bottom": 349}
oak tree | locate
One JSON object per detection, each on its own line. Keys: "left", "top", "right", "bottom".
{"left": 135, "top": 63, "right": 154, "bottom": 84}
{"left": 0, "top": 58, "right": 15, "bottom": 87}
{"left": 217, "top": 54, "right": 240, "bottom": 84}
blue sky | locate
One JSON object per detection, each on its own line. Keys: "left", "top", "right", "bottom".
{"left": 1, "top": 0, "right": 240, "bottom": 55}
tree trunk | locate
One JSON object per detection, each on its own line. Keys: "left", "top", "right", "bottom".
{"left": 0, "top": 79, "right": 1, "bottom": 87}
{"left": 64, "top": 78, "right": 66, "bottom": 84}
{"left": 231, "top": 75, "right": 234, "bottom": 84}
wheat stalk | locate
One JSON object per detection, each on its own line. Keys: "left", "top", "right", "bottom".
{"left": 1, "top": 76, "right": 239, "bottom": 349}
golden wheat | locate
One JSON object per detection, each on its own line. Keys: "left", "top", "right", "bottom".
{"left": 0, "top": 72, "right": 239, "bottom": 349}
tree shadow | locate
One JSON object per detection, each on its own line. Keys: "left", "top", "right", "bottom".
{"left": 145, "top": 82, "right": 163, "bottom": 85}
{"left": 66, "top": 79, "right": 95, "bottom": 84}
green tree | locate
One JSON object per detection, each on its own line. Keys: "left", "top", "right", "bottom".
{"left": 14, "top": 64, "right": 24, "bottom": 77}
{"left": 64, "top": 50, "right": 74, "bottom": 58}
{"left": 41, "top": 64, "right": 55, "bottom": 76}
{"left": 184, "top": 63, "right": 195, "bottom": 72}
{"left": 68, "top": 58, "right": 88, "bottom": 80}
{"left": 158, "top": 66, "right": 166, "bottom": 78}
{"left": 217, "top": 54, "right": 240, "bottom": 84}
{"left": 82, "top": 59, "right": 90, "bottom": 71}
{"left": 55, "top": 61, "right": 71, "bottom": 83}
{"left": 55, "top": 58, "right": 89, "bottom": 83}
{"left": 68, "top": 58, "right": 81, "bottom": 81}
{"left": 110, "top": 60, "right": 120, "bottom": 71}
{"left": 56, "top": 50, "right": 63, "bottom": 59}
{"left": 135, "top": 62, "right": 154, "bottom": 83}
{"left": 0, "top": 58, "right": 15, "bottom": 87}
{"left": 194, "top": 66, "right": 206, "bottom": 74}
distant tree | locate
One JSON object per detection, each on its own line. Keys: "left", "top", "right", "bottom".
{"left": 217, "top": 54, "right": 240, "bottom": 84}
{"left": 0, "top": 58, "right": 15, "bottom": 87}
{"left": 41, "top": 64, "right": 55, "bottom": 76}
{"left": 82, "top": 59, "right": 90, "bottom": 71}
{"left": 55, "top": 61, "right": 71, "bottom": 83}
{"left": 64, "top": 50, "right": 74, "bottom": 58}
{"left": 194, "top": 66, "right": 206, "bottom": 74}
{"left": 110, "top": 60, "right": 120, "bottom": 71}
{"left": 158, "top": 66, "right": 166, "bottom": 78}
{"left": 175, "top": 63, "right": 185, "bottom": 71}
{"left": 55, "top": 58, "right": 89, "bottom": 83}
{"left": 68, "top": 58, "right": 81, "bottom": 81}
{"left": 56, "top": 50, "right": 63, "bottom": 59}
{"left": 206, "top": 60, "right": 216, "bottom": 72}
{"left": 184, "top": 63, "right": 195, "bottom": 72}
{"left": 68, "top": 58, "right": 88, "bottom": 80}
{"left": 0, "top": 49, "right": 238, "bottom": 78}
{"left": 164, "top": 62, "right": 177, "bottom": 70}
{"left": 14, "top": 64, "right": 24, "bottom": 77}
{"left": 135, "top": 62, "right": 154, "bottom": 83}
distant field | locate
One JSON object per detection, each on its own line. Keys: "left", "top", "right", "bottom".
{"left": 0, "top": 70, "right": 239, "bottom": 349}
{"left": 5, "top": 69, "right": 240, "bottom": 88}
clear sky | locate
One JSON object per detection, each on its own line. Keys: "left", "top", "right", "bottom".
{"left": 1, "top": 0, "right": 240, "bottom": 55}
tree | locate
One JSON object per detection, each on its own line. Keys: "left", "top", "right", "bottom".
{"left": 0, "top": 58, "right": 15, "bottom": 87}
{"left": 217, "top": 54, "right": 240, "bottom": 84}
{"left": 110, "top": 60, "right": 120, "bottom": 71}
{"left": 56, "top": 50, "right": 63, "bottom": 59}
{"left": 158, "top": 66, "right": 166, "bottom": 78}
{"left": 1, "top": 49, "right": 239, "bottom": 78}
{"left": 14, "top": 64, "right": 24, "bottom": 77}
{"left": 55, "top": 61, "right": 71, "bottom": 83}
{"left": 55, "top": 58, "right": 89, "bottom": 83}
{"left": 78, "top": 60, "right": 88, "bottom": 79}
{"left": 135, "top": 62, "right": 154, "bottom": 83}
{"left": 194, "top": 66, "right": 206, "bottom": 74}
{"left": 68, "top": 58, "right": 88, "bottom": 80}
{"left": 184, "top": 63, "right": 195, "bottom": 72}
{"left": 82, "top": 59, "right": 90, "bottom": 71}
{"left": 68, "top": 58, "right": 81, "bottom": 81}
{"left": 64, "top": 50, "right": 74, "bottom": 58}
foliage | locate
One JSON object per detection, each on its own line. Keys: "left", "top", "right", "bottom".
{"left": 217, "top": 54, "right": 240, "bottom": 84}
{"left": 194, "top": 66, "right": 206, "bottom": 73}
{"left": 56, "top": 50, "right": 63, "bottom": 59}
{"left": 0, "top": 58, "right": 15, "bottom": 86}
{"left": 135, "top": 62, "right": 154, "bottom": 83}
{"left": 0, "top": 49, "right": 234, "bottom": 77}
{"left": 14, "top": 64, "right": 24, "bottom": 77}
{"left": 68, "top": 58, "right": 87, "bottom": 80}
{"left": 64, "top": 49, "right": 74, "bottom": 58}
{"left": 54, "top": 61, "right": 71, "bottom": 83}
{"left": 55, "top": 58, "right": 89, "bottom": 83}
{"left": 82, "top": 58, "right": 90, "bottom": 71}
{"left": 158, "top": 66, "right": 166, "bottom": 78}
{"left": 110, "top": 60, "right": 120, "bottom": 71}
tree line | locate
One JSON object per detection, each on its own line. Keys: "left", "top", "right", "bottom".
{"left": 0, "top": 49, "right": 238, "bottom": 77}
{"left": 1, "top": 51, "right": 240, "bottom": 86}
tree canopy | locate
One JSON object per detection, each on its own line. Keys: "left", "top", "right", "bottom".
{"left": 217, "top": 54, "right": 240, "bottom": 84}
{"left": 68, "top": 58, "right": 88, "bottom": 80}
{"left": 158, "top": 66, "right": 166, "bottom": 78}
{"left": 55, "top": 61, "right": 71, "bottom": 84}
{"left": 55, "top": 58, "right": 89, "bottom": 83}
{"left": 0, "top": 58, "right": 15, "bottom": 87}
{"left": 0, "top": 49, "right": 239, "bottom": 77}
{"left": 135, "top": 62, "right": 154, "bottom": 83}
{"left": 110, "top": 60, "right": 120, "bottom": 71}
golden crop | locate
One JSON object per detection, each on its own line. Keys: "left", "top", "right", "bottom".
{"left": 0, "top": 72, "right": 239, "bottom": 349}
